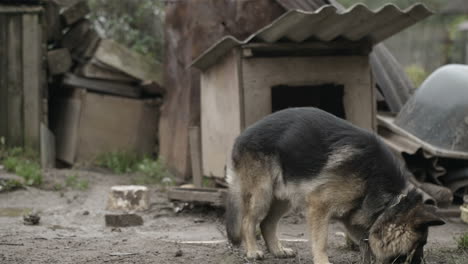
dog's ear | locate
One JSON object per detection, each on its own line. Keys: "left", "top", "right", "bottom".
{"left": 414, "top": 206, "right": 445, "bottom": 228}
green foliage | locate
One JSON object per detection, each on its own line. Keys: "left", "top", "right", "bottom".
{"left": 405, "top": 64, "right": 429, "bottom": 88}
{"left": 95, "top": 151, "right": 173, "bottom": 186}
{"left": 87, "top": 0, "right": 164, "bottom": 60}
{"left": 0, "top": 179, "right": 24, "bottom": 192}
{"left": 457, "top": 233, "right": 468, "bottom": 250}
{"left": 95, "top": 151, "right": 140, "bottom": 174}
{"left": 1, "top": 147, "right": 42, "bottom": 186}
{"left": 65, "top": 174, "right": 89, "bottom": 190}
{"left": 133, "top": 158, "right": 174, "bottom": 186}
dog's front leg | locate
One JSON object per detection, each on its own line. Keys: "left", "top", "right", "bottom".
{"left": 359, "top": 239, "right": 372, "bottom": 264}
{"left": 307, "top": 201, "right": 332, "bottom": 264}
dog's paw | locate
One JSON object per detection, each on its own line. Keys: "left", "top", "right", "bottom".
{"left": 273, "top": 247, "right": 296, "bottom": 258}
{"left": 246, "top": 250, "right": 264, "bottom": 260}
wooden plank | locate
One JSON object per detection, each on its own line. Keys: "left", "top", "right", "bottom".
{"left": 7, "top": 15, "right": 23, "bottom": 147}
{"left": 50, "top": 96, "right": 81, "bottom": 164}
{"left": 140, "top": 81, "right": 166, "bottom": 96}
{"left": 189, "top": 126, "right": 203, "bottom": 188}
{"left": 63, "top": 74, "right": 142, "bottom": 98}
{"left": 76, "top": 62, "right": 138, "bottom": 82}
{"left": 94, "top": 39, "right": 162, "bottom": 83}
{"left": 0, "top": 15, "right": 8, "bottom": 141}
{"left": 48, "top": 48, "right": 72, "bottom": 75}
{"left": 44, "top": 0, "right": 62, "bottom": 43}
{"left": 61, "top": 19, "right": 90, "bottom": 52}
{"left": 60, "top": 0, "right": 90, "bottom": 26}
{"left": 167, "top": 187, "right": 227, "bottom": 207}
{"left": 201, "top": 50, "right": 242, "bottom": 178}
{"left": 40, "top": 123, "right": 55, "bottom": 168}
{"left": 79, "top": 31, "right": 100, "bottom": 59}
{"left": 22, "top": 14, "right": 41, "bottom": 151}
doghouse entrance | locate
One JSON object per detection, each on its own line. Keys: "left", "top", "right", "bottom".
{"left": 271, "top": 84, "right": 346, "bottom": 118}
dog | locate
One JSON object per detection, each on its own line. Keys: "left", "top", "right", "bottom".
{"left": 225, "top": 107, "right": 445, "bottom": 264}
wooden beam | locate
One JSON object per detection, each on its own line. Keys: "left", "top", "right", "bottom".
{"left": 44, "top": 0, "right": 62, "bottom": 44}
{"left": 47, "top": 48, "right": 72, "bottom": 75}
{"left": 63, "top": 74, "right": 142, "bottom": 98}
{"left": 60, "top": 0, "right": 90, "bottom": 26}
{"left": 167, "top": 187, "right": 227, "bottom": 207}
{"left": 7, "top": 16, "right": 23, "bottom": 147}
{"left": 189, "top": 126, "right": 203, "bottom": 188}
{"left": 0, "top": 15, "right": 8, "bottom": 141}
{"left": 22, "top": 14, "right": 41, "bottom": 151}
{"left": 61, "top": 20, "right": 91, "bottom": 52}
{"left": 76, "top": 62, "right": 137, "bottom": 82}
{"left": 40, "top": 123, "right": 55, "bottom": 168}
{"left": 94, "top": 39, "right": 162, "bottom": 83}
{"left": 242, "top": 40, "right": 373, "bottom": 57}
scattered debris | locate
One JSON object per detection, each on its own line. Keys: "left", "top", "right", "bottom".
{"left": 82, "top": 210, "right": 89, "bottom": 216}
{"left": 109, "top": 252, "right": 138, "bottom": 257}
{"left": 174, "top": 249, "right": 183, "bottom": 257}
{"left": 105, "top": 214, "right": 143, "bottom": 227}
{"left": 23, "top": 212, "right": 40, "bottom": 225}
{"left": 0, "top": 242, "right": 24, "bottom": 246}
{"left": 107, "top": 185, "right": 149, "bottom": 212}
{"left": 111, "top": 227, "right": 122, "bottom": 232}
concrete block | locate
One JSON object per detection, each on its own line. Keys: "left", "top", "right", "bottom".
{"left": 107, "top": 185, "right": 149, "bottom": 211}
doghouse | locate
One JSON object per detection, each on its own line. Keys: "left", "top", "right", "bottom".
{"left": 191, "top": 4, "right": 431, "bottom": 180}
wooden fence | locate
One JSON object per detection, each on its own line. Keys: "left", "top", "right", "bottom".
{"left": 0, "top": 5, "right": 45, "bottom": 152}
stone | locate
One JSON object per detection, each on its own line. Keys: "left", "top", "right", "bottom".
{"left": 107, "top": 185, "right": 149, "bottom": 211}
{"left": 105, "top": 214, "right": 143, "bottom": 227}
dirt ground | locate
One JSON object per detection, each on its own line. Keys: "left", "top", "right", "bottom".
{"left": 0, "top": 168, "right": 467, "bottom": 264}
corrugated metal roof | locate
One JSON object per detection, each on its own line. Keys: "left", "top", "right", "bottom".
{"left": 193, "top": 3, "right": 432, "bottom": 70}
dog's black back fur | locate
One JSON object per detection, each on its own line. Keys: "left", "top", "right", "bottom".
{"left": 232, "top": 107, "right": 408, "bottom": 204}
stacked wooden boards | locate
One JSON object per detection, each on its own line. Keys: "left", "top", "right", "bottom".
{"left": 44, "top": 0, "right": 163, "bottom": 165}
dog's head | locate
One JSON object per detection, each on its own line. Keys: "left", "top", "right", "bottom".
{"left": 368, "top": 190, "right": 445, "bottom": 264}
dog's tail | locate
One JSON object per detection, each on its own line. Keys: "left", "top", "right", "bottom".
{"left": 225, "top": 164, "right": 242, "bottom": 246}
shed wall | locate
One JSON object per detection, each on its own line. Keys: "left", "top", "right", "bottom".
{"left": 241, "top": 56, "right": 375, "bottom": 131}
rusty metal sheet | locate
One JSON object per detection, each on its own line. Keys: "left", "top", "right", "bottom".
{"left": 193, "top": 3, "right": 432, "bottom": 70}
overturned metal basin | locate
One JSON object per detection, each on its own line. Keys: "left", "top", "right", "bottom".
{"left": 395, "top": 64, "right": 468, "bottom": 157}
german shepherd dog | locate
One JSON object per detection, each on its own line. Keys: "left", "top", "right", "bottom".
{"left": 226, "top": 107, "right": 444, "bottom": 264}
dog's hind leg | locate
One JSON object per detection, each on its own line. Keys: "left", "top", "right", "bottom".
{"left": 241, "top": 185, "right": 272, "bottom": 260}
{"left": 239, "top": 171, "right": 273, "bottom": 259}
{"left": 260, "top": 198, "right": 296, "bottom": 258}
{"left": 307, "top": 197, "right": 332, "bottom": 264}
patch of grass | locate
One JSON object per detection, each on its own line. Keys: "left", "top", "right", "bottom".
{"left": 95, "top": 151, "right": 174, "bottom": 186}
{"left": 2, "top": 148, "right": 42, "bottom": 186}
{"left": 456, "top": 233, "right": 468, "bottom": 250}
{"left": 0, "top": 179, "right": 24, "bottom": 192}
{"left": 95, "top": 151, "right": 140, "bottom": 174}
{"left": 65, "top": 174, "right": 89, "bottom": 190}
{"left": 133, "top": 158, "right": 174, "bottom": 186}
